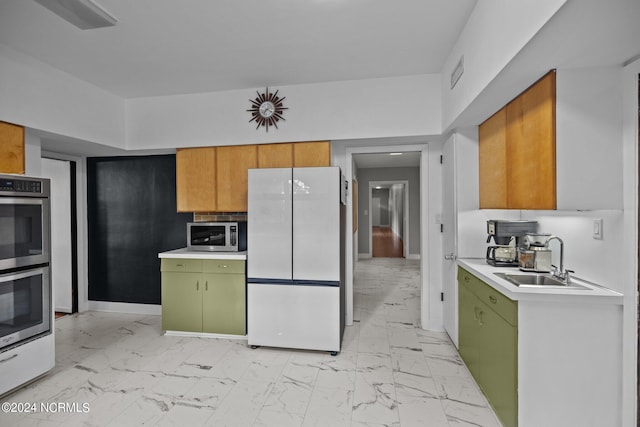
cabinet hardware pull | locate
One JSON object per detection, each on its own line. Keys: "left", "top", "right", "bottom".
{"left": 489, "top": 296, "right": 497, "bottom": 304}
{"left": 219, "top": 265, "right": 227, "bottom": 268}
{"left": 196, "top": 280, "right": 199, "bottom": 291}
{"left": 474, "top": 306, "right": 480, "bottom": 321}
{"left": 0, "top": 353, "right": 18, "bottom": 364}
{"left": 205, "top": 281, "right": 208, "bottom": 291}
{"left": 464, "top": 276, "right": 470, "bottom": 282}
{"left": 176, "top": 263, "right": 184, "bottom": 267}
{"left": 478, "top": 311, "right": 484, "bottom": 326}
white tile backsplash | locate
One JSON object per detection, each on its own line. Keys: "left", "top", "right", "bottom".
{"left": 459, "top": 209, "right": 625, "bottom": 293}
{"left": 520, "top": 210, "right": 625, "bottom": 292}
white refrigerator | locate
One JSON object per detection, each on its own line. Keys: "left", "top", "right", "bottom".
{"left": 247, "top": 167, "right": 345, "bottom": 354}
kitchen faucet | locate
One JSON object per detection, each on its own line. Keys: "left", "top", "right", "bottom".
{"left": 547, "top": 236, "right": 573, "bottom": 282}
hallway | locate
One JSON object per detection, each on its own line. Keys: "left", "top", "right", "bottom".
{"left": 372, "top": 226, "right": 404, "bottom": 258}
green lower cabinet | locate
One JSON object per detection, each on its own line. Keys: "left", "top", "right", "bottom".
{"left": 161, "top": 259, "right": 246, "bottom": 335}
{"left": 458, "top": 267, "right": 518, "bottom": 427}
{"left": 162, "top": 272, "right": 203, "bottom": 332}
{"left": 202, "top": 273, "right": 246, "bottom": 335}
{"left": 458, "top": 279, "right": 481, "bottom": 379}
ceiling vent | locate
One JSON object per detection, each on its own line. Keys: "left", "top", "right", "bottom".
{"left": 33, "top": 0, "right": 117, "bottom": 30}
{"left": 450, "top": 55, "right": 464, "bottom": 90}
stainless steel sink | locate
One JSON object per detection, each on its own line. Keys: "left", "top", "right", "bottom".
{"left": 494, "top": 272, "right": 589, "bottom": 290}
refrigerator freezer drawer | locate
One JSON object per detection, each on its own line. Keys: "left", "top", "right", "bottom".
{"left": 247, "top": 282, "right": 341, "bottom": 353}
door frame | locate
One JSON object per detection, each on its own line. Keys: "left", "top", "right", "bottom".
{"left": 42, "top": 151, "right": 87, "bottom": 313}
{"left": 368, "top": 180, "right": 410, "bottom": 258}
{"left": 622, "top": 58, "right": 640, "bottom": 427}
{"left": 345, "top": 143, "right": 436, "bottom": 329}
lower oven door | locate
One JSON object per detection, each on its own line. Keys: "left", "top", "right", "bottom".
{"left": 0, "top": 266, "right": 51, "bottom": 352}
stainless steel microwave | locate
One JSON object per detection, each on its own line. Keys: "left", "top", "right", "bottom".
{"left": 187, "top": 222, "right": 247, "bottom": 252}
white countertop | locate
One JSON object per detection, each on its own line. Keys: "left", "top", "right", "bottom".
{"left": 158, "top": 248, "right": 247, "bottom": 260}
{"left": 457, "top": 258, "right": 623, "bottom": 305}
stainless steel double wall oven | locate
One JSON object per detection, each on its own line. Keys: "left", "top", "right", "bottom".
{"left": 0, "top": 174, "right": 51, "bottom": 353}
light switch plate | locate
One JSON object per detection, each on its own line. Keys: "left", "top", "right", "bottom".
{"left": 593, "top": 218, "right": 603, "bottom": 240}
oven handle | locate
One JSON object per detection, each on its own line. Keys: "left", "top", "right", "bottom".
{"left": 0, "top": 353, "right": 18, "bottom": 364}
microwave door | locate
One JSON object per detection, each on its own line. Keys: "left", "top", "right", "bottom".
{"left": 208, "top": 233, "right": 225, "bottom": 245}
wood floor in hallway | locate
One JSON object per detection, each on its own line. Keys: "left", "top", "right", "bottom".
{"left": 372, "top": 226, "right": 404, "bottom": 258}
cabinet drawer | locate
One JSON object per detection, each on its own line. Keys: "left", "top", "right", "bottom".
{"left": 161, "top": 259, "right": 202, "bottom": 272}
{"left": 458, "top": 268, "right": 517, "bottom": 326}
{"left": 202, "top": 259, "right": 245, "bottom": 274}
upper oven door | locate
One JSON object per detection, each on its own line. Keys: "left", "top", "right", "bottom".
{"left": 0, "top": 197, "right": 50, "bottom": 270}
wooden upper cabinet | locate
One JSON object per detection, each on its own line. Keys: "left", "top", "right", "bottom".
{"left": 293, "top": 141, "right": 331, "bottom": 167}
{"left": 479, "top": 109, "right": 508, "bottom": 209}
{"left": 0, "top": 121, "right": 25, "bottom": 175}
{"left": 506, "top": 71, "right": 556, "bottom": 210}
{"left": 176, "top": 141, "right": 330, "bottom": 213}
{"left": 478, "top": 70, "right": 556, "bottom": 210}
{"left": 216, "top": 144, "right": 257, "bottom": 212}
{"left": 176, "top": 147, "right": 217, "bottom": 212}
{"left": 257, "top": 143, "right": 293, "bottom": 168}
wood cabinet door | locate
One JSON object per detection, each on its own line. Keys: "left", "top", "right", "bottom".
{"left": 506, "top": 71, "right": 556, "bottom": 210}
{"left": 0, "top": 121, "right": 25, "bottom": 174}
{"left": 176, "top": 147, "right": 216, "bottom": 212}
{"left": 257, "top": 143, "right": 293, "bottom": 168}
{"left": 293, "top": 141, "right": 331, "bottom": 167}
{"left": 161, "top": 272, "right": 203, "bottom": 332}
{"left": 216, "top": 145, "right": 257, "bottom": 212}
{"left": 479, "top": 109, "right": 508, "bottom": 209}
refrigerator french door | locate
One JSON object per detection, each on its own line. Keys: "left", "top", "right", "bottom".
{"left": 247, "top": 167, "right": 345, "bottom": 354}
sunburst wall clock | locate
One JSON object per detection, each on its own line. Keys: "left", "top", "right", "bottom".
{"left": 247, "top": 88, "right": 288, "bottom": 132}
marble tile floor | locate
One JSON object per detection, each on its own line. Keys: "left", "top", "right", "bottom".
{"left": 0, "top": 258, "right": 502, "bottom": 427}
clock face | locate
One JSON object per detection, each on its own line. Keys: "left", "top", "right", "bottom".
{"left": 247, "top": 88, "right": 288, "bottom": 132}
{"left": 259, "top": 101, "right": 275, "bottom": 119}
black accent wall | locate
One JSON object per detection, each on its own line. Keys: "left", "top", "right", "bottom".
{"left": 87, "top": 155, "right": 192, "bottom": 304}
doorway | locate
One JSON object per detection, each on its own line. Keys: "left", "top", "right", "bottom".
{"left": 41, "top": 157, "right": 78, "bottom": 314}
{"left": 369, "top": 181, "right": 408, "bottom": 258}
{"left": 346, "top": 146, "right": 429, "bottom": 328}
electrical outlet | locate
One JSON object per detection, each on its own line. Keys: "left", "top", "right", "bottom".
{"left": 593, "top": 218, "right": 603, "bottom": 240}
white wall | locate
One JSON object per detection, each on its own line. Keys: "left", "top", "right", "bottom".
{"left": 0, "top": 43, "right": 126, "bottom": 149}
{"left": 24, "top": 129, "right": 42, "bottom": 176}
{"left": 441, "top": 0, "right": 566, "bottom": 130}
{"left": 556, "top": 67, "right": 623, "bottom": 210}
{"left": 424, "top": 141, "right": 443, "bottom": 330}
{"left": 126, "top": 75, "right": 442, "bottom": 150}
{"left": 390, "top": 183, "right": 404, "bottom": 238}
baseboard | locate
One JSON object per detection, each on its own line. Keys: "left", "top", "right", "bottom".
{"left": 164, "top": 331, "right": 247, "bottom": 341}
{"left": 358, "top": 253, "right": 420, "bottom": 260}
{"left": 88, "top": 300, "right": 161, "bottom": 315}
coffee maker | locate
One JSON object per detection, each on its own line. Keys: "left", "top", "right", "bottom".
{"left": 486, "top": 220, "right": 538, "bottom": 266}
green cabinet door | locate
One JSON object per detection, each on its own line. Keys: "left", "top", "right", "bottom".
{"left": 162, "top": 272, "right": 203, "bottom": 332}
{"left": 458, "top": 267, "right": 518, "bottom": 427}
{"left": 458, "top": 281, "right": 481, "bottom": 379}
{"left": 479, "top": 298, "right": 518, "bottom": 427}
{"left": 202, "top": 273, "right": 246, "bottom": 335}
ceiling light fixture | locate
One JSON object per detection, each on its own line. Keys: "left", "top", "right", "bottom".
{"left": 389, "top": 152, "right": 403, "bottom": 156}
{"left": 33, "top": 0, "right": 118, "bottom": 30}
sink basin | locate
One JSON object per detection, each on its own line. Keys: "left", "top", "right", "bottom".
{"left": 494, "top": 273, "right": 589, "bottom": 290}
